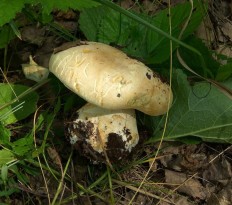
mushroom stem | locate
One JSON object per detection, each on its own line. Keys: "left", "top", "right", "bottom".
{"left": 66, "top": 103, "right": 139, "bottom": 162}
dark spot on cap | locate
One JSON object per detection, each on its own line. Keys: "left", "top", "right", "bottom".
{"left": 117, "top": 93, "right": 121, "bottom": 97}
{"left": 146, "top": 72, "right": 151, "bottom": 80}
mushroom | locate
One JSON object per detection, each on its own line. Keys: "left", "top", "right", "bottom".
{"left": 49, "top": 41, "right": 172, "bottom": 116}
{"left": 22, "top": 55, "right": 49, "bottom": 82}
{"left": 49, "top": 41, "right": 173, "bottom": 162}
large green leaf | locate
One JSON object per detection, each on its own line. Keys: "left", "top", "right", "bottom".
{"left": 149, "top": 69, "right": 232, "bottom": 143}
{"left": 78, "top": 6, "right": 106, "bottom": 41}
{"left": 177, "top": 36, "right": 220, "bottom": 78}
{"left": 0, "top": 0, "right": 27, "bottom": 27}
{"left": 79, "top": 1, "right": 204, "bottom": 64}
{"left": 144, "top": 1, "right": 205, "bottom": 64}
{"left": 216, "top": 61, "right": 232, "bottom": 81}
{"left": 0, "top": 83, "right": 39, "bottom": 125}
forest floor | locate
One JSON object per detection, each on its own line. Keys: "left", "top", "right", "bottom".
{"left": 1, "top": 0, "right": 232, "bottom": 204}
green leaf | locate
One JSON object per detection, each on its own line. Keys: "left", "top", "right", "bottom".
{"left": 0, "top": 0, "right": 99, "bottom": 27}
{"left": 0, "top": 123, "right": 11, "bottom": 144}
{"left": 0, "top": 25, "right": 15, "bottom": 48}
{"left": 10, "top": 165, "right": 29, "bottom": 184}
{"left": 40, "top": 0, "right": 99, "bottom": 14}
{"left": 0, "top": 150, "right": 15, "bottom": 166}
{"left": 144, "top": 1, "right": 205, "bottom": 64}
{"left": 9, "top": 20, "right": 22, "bottom": 40}
{"left": 12, "top": 135, "right": 34, "bottom": 156}
{"left": 79, "top": 1, "right": 204, "bottom": 64}
{"left": 64, "top": 94, "right": 81, "bottom": 113}
{"left": 149, "top": 69, "right": 232, "bottom": 143}
{"left": 216, "top": 62, "right": 232, "bottom": 81}
{"left": 79, "top": 6, "right": 106, "bottom": 41}
{"left": 0, "top": 83, "right": 39, "bottom": 125}
{"left": 10, "top": 111, "right": 46, "bottom": 157}
{"left": 0, "top": 187, "right": 19, "bottom": 197}
{"left": 0, "top": 0, "right": 28, "bottom": 27}
{"left": 1, "top": 164, "right": 8, "bottom": 184}
{"left": 177, "top": 36, "right": 220, "bottom": 77}
{"left": 177, "top": 136, "right": 202, "bottom": 144}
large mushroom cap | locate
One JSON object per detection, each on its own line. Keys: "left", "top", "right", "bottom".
{"left": 66, "top": 103, "right": 139, "bottom": 162}
{"left": 49, "top": 41, "right": 173, "bottom": 116}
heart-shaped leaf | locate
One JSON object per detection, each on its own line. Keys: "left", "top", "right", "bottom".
{"left": 149, "top": 70, "right": 232, "bottom": 143}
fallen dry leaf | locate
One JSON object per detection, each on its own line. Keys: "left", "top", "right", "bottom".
{"left": 207, "top": 181, "right": 232, "bottom": 205}
{"left": 165, "top": 169, "right": 208, "bottom": 200}
{"left": 202, "top": 156, "right": 232, "bottom": 184}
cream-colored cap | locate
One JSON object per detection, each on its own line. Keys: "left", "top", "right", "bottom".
{"left": 49, "top": 42, "right": 173, "bottom": 116}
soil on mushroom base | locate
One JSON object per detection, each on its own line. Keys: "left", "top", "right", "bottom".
{"left": 65, "top": 112, "right": 140, "bottom": 163}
